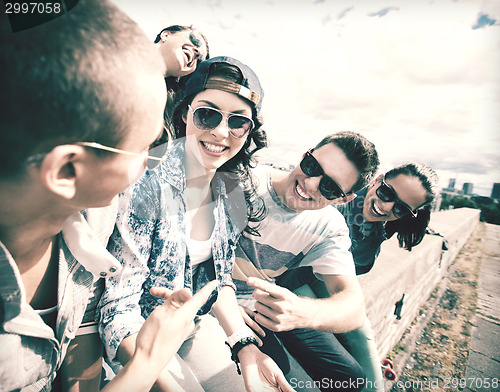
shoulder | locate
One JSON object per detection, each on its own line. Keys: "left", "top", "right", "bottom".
{"left": 251, "top": 164, "right": 272, "bottom": 187}
{"left": 301, "top": 205, "right": 347, "bottom": 227}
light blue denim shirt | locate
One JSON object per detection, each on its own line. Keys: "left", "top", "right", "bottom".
{"left": 98, "top": 140, "right": 248, "bottom": 364}
{"left": 0, "top": 210, "right": 119, "bottom": 392}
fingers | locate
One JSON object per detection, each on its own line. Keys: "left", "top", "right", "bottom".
{"left": 247, "top": 277, "right": 287, "bottom": 300}
{"left": 275, "top": 373, "right": 296, "bottom": 392}
{"left": 175, "top": 280, "right": 218, "bottom": 316}
{"left": 240, "top": 306, "right": 266, "bottom": 339}
{"left": 149, "top": 286, "right": 174, "bottom": 299}
{"left": 252, "top": 310, "right": 278, "bottom": 332}
{"left": 150, "top": 286, "right": 191, "bottom": 310}
{"left": 151, "top": 280, "right": 217, "bottom": 315}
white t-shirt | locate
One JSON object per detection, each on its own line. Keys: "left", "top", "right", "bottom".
{"left": 234, "top": 165, "right": 355, "bottom": 306}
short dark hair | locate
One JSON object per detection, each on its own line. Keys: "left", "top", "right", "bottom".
{"left": 0, "top": 0, "right": 164, "bottom": 179}
{"left": 313, "top": 131, "right": 379, "bottom": 193}
{"left": 384, "top": 162, "right": 439, "bottom": 251}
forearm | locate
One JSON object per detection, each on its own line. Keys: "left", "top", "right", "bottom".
{"left": 116, "top": 333, "right": 138, "bottom": 366}
{"left": 101, "top": 353, "right": 163, "bottom": 392}
{"left": 211, "top": 286, "right": 261, "bottom": 371}
{"left": 109, "top": 308, "right": 196, "bottom": 392}
{"left": 298, "top": 290, "right": 365, "bottom": 332}
{"left": 211, "top": 285, "right": 248, "bottom": 335}
{"left": 60, "top": 334, "right": 103, "bottom": 392}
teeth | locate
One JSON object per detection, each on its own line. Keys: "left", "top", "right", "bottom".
{"left": 203, "top": 142, "right": 225, "bottom": 153}
{"left": 373, "top": 203, "right": 384, "bottom": 216}
{"left": 296, "top": 183, "right": 311, "bottom": 200}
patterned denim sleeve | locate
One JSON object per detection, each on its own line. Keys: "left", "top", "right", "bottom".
{"left": 98, "top": 175, "right": 161, "bottom": 363}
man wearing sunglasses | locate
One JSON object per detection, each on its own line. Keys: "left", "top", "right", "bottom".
{"left": 232, "top": 131, "right": 379, "bottom": 391}
{"left": 267, "top": 162, "right": 439, "bottom": 391}
{"left": 0, "top": 2, "right": 217, "bottom": 391}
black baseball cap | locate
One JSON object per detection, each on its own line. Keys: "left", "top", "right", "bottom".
{"left": 183, "top": 56, "right": 264, "bottom": 115}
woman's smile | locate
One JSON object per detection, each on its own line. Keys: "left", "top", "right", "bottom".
{"left": 200, "top": 140, "right": 228, "bottom": 155}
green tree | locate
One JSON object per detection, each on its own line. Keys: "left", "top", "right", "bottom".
{"left": 481, "top": 204, "right": 500, "bottom": 225}
{"left": 448, "top": 197, "right": 478, "bottom": 209}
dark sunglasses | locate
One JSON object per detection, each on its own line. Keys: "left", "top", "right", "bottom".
{"left": 188, "top": 105, "right": 254, "bottom": 139}
{"left": 299, "top": 150, "right": 347, "bottom": 200}
{"left": 376, "top": 176, "right": 418, "bottom": 218}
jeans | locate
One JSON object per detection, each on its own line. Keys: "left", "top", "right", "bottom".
{"left": 275, "top": 268, "right": 366, "bottom": 392}
{"left": 277, "top": 328, "right": 366, "bottom": 392}
{"left": 259, "top": 326, "right": 321, "bottom": 392}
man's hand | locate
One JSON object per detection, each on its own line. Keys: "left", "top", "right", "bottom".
{"left": 103, "top": 281, "right": 218, "bottom": 392}
{"left": 238, "top": 344, "right": 296, "bottom": 392}
{"left": 247, "top": 277, "right": 309, "bottom": 332}
{"left": 134, "top": 281, "right": 218, "bottom": 368}
{"left": 239, "top": 305, "right": 266, "bottom": 340}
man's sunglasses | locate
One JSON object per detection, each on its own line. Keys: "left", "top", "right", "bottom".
{"left": 26, "top": 126, "right": 169, "bottom": 171}
{"left": 376, "top": 176, "right": 418, "bottom": 218}
{"left": 299, "top": 150, "right": 348, "bottom": 200}
{"left": 188, "top": 105, "right": 254, "bottom": 139}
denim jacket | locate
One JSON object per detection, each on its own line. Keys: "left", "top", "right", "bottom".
{"left": 0, "top": 210, "right": 120, "bottom": 392}
{"left": 335, "top": 188, "right": 386, "bottom": 275}
{"left": 98, "top": 140, "right": 248, "bottom": 364}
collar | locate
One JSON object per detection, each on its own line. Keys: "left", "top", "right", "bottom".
{"left": 347, "top": 187, "right": 384, "bottom": 237}
{"left": 266, "top": 169, "right": 297, "bottom": 214}
{"left": 0, "top": 241, "right": 25, "bottom": 323}
{"left": 155, "top": 139, "right": 186, "bottom": 192}
{"left": 61, "top": 212, "right": 121, "bottom": 278}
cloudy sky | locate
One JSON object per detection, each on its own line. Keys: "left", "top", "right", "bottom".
{"left": 113, "top": 0, "right": 499, "bottom": 196}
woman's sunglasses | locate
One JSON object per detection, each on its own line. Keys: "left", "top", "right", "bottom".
{"left": 299, "top": 150, "right": 348, "bottom": 200}
{"left": 376, "top": 176, "right": 418, "bottom": 218}
{"left": 188, "top": 105, "right": 254, "bottom": 139}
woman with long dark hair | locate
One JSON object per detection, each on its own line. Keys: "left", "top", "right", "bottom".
{"left": 99, "top": 57, "right": 296, "bottom": 392}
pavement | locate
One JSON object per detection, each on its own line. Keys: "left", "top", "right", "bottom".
{"left": 463, "top": 223, "right": 500, "bottom": 392}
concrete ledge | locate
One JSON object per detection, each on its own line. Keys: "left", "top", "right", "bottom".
{"left": 359, "top": 207, "right": 481, "bottom": 358}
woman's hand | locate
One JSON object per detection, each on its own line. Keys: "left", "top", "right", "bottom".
{"left": 238, "top": 345, "right": 296, "bottom": 392}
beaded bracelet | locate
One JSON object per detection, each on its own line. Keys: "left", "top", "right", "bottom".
{"left": 225, "top": 336, "right": 259, "bottom": 375}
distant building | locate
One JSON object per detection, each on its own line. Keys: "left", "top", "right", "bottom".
{"left": 491, "top": 183, "right": 500, "bottom": 200}
{"left": 463, "top": 183, "right": 474, "bottom": 195}
{"left": 448, "top": 178, "right": 456, "bottom": 189}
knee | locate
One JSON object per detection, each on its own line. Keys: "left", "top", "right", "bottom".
{"left": 350, "top": 360, "right": 366, "bottom": 381}
{"left": 341, "top": 361, "right": 366, "bottom": 392}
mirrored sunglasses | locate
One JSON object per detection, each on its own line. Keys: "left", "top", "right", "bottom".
{"left": 299, "top": 150, "right": 347, "bottom": 200}
{"left": 376, "top": 177, "right": 418, "bottom": 218}
{"left": 188, "top": 105, "right": 254, "bottom": 139}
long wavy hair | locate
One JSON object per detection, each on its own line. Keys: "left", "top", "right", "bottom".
{"left": 171, "top": 62, "right": 267, "bottom": 235}
{"left": 384, "top": 162, "right": 439, "bottom": 251}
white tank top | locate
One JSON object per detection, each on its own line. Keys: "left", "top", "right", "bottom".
{"left": 187, "top": 235, "right": 213, "bottom": 265}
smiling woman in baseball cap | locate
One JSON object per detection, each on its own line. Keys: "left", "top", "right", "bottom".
{"left": 99, "top": 57, "right": 303, "bottom": 392}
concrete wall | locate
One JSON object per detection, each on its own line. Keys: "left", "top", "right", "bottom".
{"left": 358, "top": 207, "right": 481, "bottom": 358}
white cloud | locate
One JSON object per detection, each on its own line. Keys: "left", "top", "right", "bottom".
{"left": 113, "top": 0, "right": 500, "bottom": 196}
